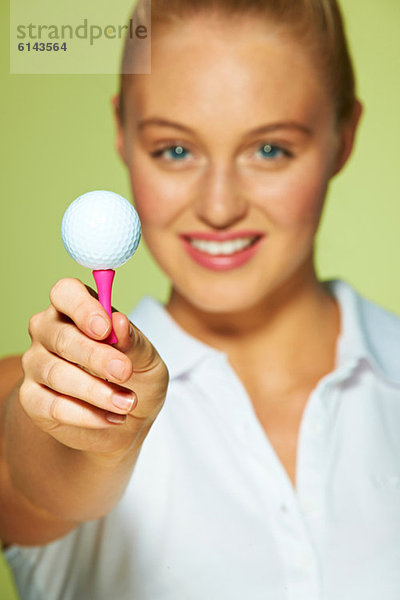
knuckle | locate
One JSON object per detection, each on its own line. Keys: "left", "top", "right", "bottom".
{"left": 18, "top": 380, "right": 30, "bottom": 407}
{"left": 129, "top": 323, "right": 141, "bottom": 348}
{"left": 48, "top": 394, "right": 61, "bottom": 423}
{"left": 130, "top": 325, "right": 166, "bottom": 375}
{"left": 49, "top": 278, "right": 64, "bottom": 304}
{"left": 18, "top": 380, "right": 36, "bottom": 414}
{"left": 86, "top": 377, "right": 102, "bottom": 404}
{"left": 149, "top": 346, "right": 159, "bottom": 369}
{"left": 74, "top": 297, "right": 91, "bottom": 323}
{"left": 156, "top": 359, "right": 170, "bottom": 389}
{"left": 50, "top": 277, "right": 81, "bottom": 306}
{"left": 138, "top": 335, "right": 157, "bottom": 368}
{"left": 161, "top": 361, "right": 169, "bottom": 386}
{"left": 21, "top": 348, "right": 32, "bottom": 374}
{"left": 82, "top": 339, "right": 97, "bottom": 372}
{"left": 44, "top": 359, "right": 60, "bottom": 390}
{"left": 54, "top": 324, "right": 70, "bottom": 357}
{"left": 18, "top": 380, "right": 61, "bottom": 432}
{"left": 28, "top": 312, "right": 41, "bottom": 339}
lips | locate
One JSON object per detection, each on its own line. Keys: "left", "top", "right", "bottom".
{"left": 179, "top": 230, "right": 265, "bottom": 271}
{"left": 181, "top": 229, "right": 263, "bottom": 242}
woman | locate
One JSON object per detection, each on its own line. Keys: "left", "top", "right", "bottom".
{"left": 1, "top": 1, "right": 400, "bottom": 598}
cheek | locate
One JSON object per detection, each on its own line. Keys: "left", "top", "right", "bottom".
{"left": 252, "top": 158, "right": 330, "bottom": 230}
{"left": 128, "top": 154, "right": 185, "bottom": 230}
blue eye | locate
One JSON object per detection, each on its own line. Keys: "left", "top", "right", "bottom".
{"left": 256, "top": 144, "right": 286, "bottom": 160}
{"left": 152, "top": 145, "right": 190, "bottom": 161}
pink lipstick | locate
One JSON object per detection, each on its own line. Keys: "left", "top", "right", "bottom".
{"left": 179, "top": 230, "right": 265, "bottom": 271}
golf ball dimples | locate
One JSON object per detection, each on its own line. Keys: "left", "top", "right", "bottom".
{"left": 62, "top": 191, "right": 141, "bottom": 269}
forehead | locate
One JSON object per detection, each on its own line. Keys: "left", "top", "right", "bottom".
{"left": 125, "top": 13, "right": 332, "bottom": 129}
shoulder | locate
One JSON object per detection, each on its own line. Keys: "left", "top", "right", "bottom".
{"left": 353, "top": 285, "right": 400, "bottom": 385}
{"left": 356, "top": 287, "right": 400, "bottom": 343}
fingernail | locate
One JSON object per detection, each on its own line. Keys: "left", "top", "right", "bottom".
{"left": 105, "top": 412, "right": 126, "bottom": 424}
{"left": 112, "top": 392, "right": 135, "bottom": 412}
{"left": 90, "top": 315, "right": 109, "bottom": 337}
{"left": 107, "top": 359, "right": 126, "bottom": 380}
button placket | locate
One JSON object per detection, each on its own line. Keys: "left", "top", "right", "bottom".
{"left": 295, "top": 379, "right": 333, "bottom": 560}
{"left": 279, "top": 533, "right": 321, "bottom": 600}
{"left": 206, "top": 355, "right": 294, "bottom": 480}
{"left": 205, "top": 354, "right": 329, "bottom": 599}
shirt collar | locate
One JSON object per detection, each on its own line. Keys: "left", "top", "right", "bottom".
{"left": 128, "top": 296, "right": 224, "bottom": 379}
{"left": 129, "top": 279, "right": 400, "bottom": 385}
{"left": 324, "top": 279, "right": 369, "bottom": 366}
{"left": 324, "top": 279, "right": 400, "bottom": 385}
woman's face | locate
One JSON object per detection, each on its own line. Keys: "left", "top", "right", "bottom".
{"left": 116, "top": 14, "right": 359, "bottom": 314}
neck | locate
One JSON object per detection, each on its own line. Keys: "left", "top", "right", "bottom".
{"left": 165, "top": 266, "right": 340, "bottom": 385}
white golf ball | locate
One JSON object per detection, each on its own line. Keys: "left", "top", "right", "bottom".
{"left": 61, "top": 190, "right": 141, "bottom": 269}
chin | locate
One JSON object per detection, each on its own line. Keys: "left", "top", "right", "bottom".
{"left": 170, "top": 257, "right": 314, "bottom": 316}
{"left": 175, "top": 276, "right": 273, "bottom": 315}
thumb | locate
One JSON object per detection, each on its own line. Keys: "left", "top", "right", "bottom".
{"left": 112, "top": 312, "right": 163, "bottom": 373}
{"left": 111, "top": 312, "right": 132, "bottom": 352}
{"left": 111, "top": 312, "right": 169, "bottom": 421}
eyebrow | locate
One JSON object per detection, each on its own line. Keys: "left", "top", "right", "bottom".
{"left": 137, "top": 117, "right": 312, "bottom": 137}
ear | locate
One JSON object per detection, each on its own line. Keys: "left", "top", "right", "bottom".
{"left": 331, "top": 99, "right": 363, "bottom": 177}
{"left": 111, "top": 94, "right": 128, "bottom": 165}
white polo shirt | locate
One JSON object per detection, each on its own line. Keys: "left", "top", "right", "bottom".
{"left": 5, "top": 279, "right": 400, "bottom": 600}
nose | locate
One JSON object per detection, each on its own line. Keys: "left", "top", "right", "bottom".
{"left": 194, "top": 165, "right": 248, "bottom": 229}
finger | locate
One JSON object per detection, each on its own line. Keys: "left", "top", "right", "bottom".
{"left": 111, "top": 312, "right": 133, "bottom": 353}
{"left": 125, "top": 321, "right": 162, "bottom": 374}
{"left": 19, "top": 380, "right": 127, "bottom": 430}
{"left": 49, "top": 278, "right": 112, "bottom": 340}
{"left": 105, "top": 313, "right": 164, "bottom": 377}
{"left": 118, "top": 320, "right": 169, "bottom": 420}
{"left": 30, "top": 349, "right": 137, "bottom": 415}
{"left": 102, "top": 315, "right": 169, "bottom": 421}
{"left": 31, "top": 319, "right": 133, "bottom": 385}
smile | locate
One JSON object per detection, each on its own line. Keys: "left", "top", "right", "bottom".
{"left": 188, "top": 236, "right": 258, "bottom": 256}
{"left": 179, "top": 231, "right": 265, "bottom": 271}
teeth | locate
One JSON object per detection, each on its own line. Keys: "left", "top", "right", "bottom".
{"left": 188, "top": 236, "right": 257, "bottom": 255}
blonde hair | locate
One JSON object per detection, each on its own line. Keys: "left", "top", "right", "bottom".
{"left": 119, "top": 0, "right": 357, "bottom": 127}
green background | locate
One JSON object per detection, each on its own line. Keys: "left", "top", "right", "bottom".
{"left": 1, "top": 0, "right": 399, "bottom": 597}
